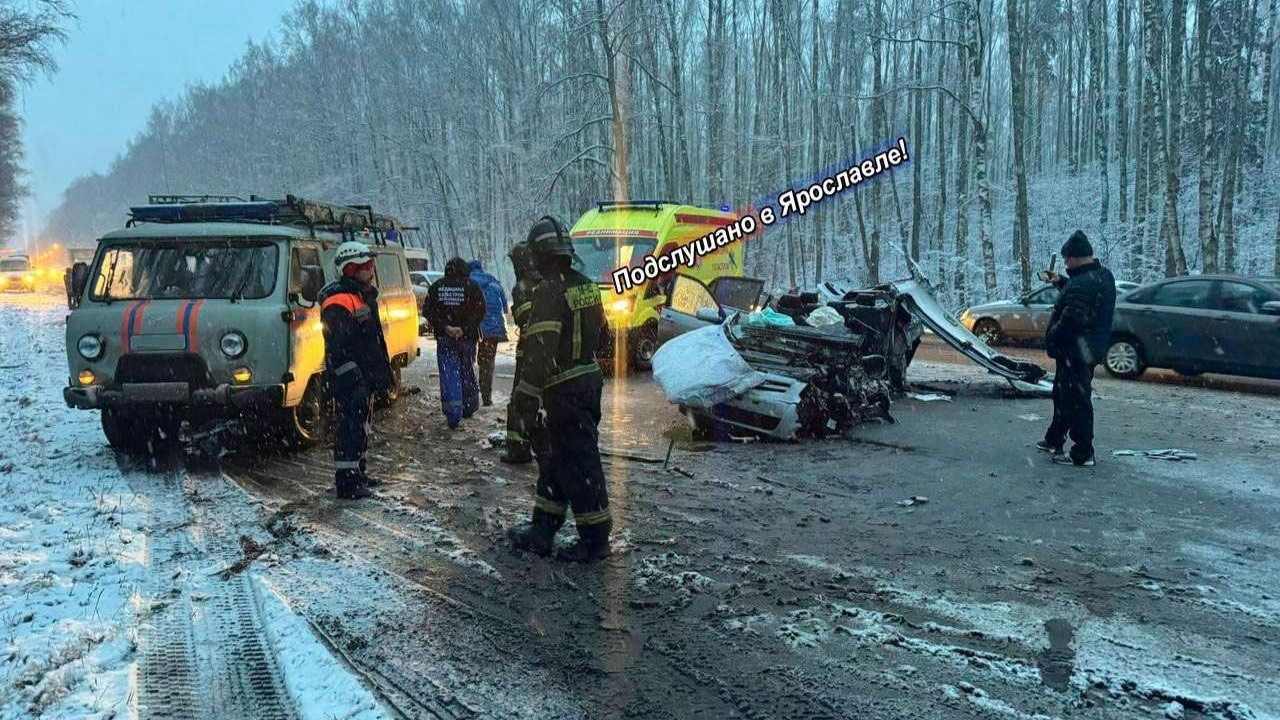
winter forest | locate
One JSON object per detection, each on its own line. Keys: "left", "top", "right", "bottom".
{"left": 37, "top": 0, "right": 1280, "bottom": 305}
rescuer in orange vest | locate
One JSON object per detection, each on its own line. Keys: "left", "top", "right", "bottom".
{"left": 320, "top": 241, "right": 395, "bottom": 499}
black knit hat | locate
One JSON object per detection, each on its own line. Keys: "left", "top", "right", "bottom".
{"left": 1061, "top": 230, "right": 1093, "bottom": 258}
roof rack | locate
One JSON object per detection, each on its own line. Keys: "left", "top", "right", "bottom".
{"left": 127, "top": 194, "right": 405, "bottom": 241}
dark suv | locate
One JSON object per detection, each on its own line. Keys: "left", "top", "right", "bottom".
{"left": 1104, "top": 275, "right": 1280, "bottom": 380}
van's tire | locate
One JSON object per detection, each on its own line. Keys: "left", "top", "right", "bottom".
{"left": 101, "top": 409, "right": 146, "bottom": 451}
{"left": 1104, "top": 336, "right": 1146, "bottom": 379}
{"left": 973, "top": 319, "right": 1002, "bottom": 346}
{"left": 375, "top": 366, "right": 402, "bottom": 408}
{"left": 279, "top": 376, "right": 330, "bottom": 448}
{"left": 101, "top": 408, "right": 181, "bottom": 453}
{"left": 629, "top": 322, "right": 660, "bottom": 372}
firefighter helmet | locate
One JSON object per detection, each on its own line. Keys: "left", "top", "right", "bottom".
{"left": 526, "top": 216, "right": 573, "bottom": 260}
{"left": 334, "top": 241, "right": 376, "bottom": 271}
{"left": 508, "top": 241, "right": 536, "bottom": 276}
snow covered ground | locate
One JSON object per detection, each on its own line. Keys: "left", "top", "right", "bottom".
{"left": 0, "top": 294, "right": 146, "bottom": 720}
{"left": 0, "top": 295, "right": 389, "bottom": 720}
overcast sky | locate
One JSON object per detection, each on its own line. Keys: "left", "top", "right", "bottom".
{"left": 16, "top": 0, "right": 297, "bottom": 244}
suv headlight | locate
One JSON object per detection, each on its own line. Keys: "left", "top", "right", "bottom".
{"left": 220, "top": 331, "right": 247, "bottom": 358}
{"left": 77, "top": 334, "right": 104, "bottom": 360}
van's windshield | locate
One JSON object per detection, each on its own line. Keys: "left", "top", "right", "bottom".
{"left": 90, "top": 240, "right": 279, "bottom": 301}
{"left": 572, "top": 236, "right": 658, "bottom": 284}
{"left": 1, "top": 258, "right": 30, "bottom": 272}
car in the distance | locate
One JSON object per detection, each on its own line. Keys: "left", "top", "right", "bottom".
{"left": 1, "top": 254, "right": 36, "bottom": 292}
{"left": 959, "top": 280, "right": 1141, "bottom": 345}
{"left": 1104, "top": 275, "right": 1280, "bottom": 380}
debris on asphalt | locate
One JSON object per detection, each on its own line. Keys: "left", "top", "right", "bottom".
{"left": 1113, "top": 448, "right": 1199, "bottom": 461}
{"left": 896, "top": 495, "right": 930, "bottom": 507}
{"left": 907, "top": 392, "right": 952, "bottom": 403}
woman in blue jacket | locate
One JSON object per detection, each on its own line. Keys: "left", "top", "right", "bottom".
{"left": 469, "top": 259, "right": 509, "bottom": 405}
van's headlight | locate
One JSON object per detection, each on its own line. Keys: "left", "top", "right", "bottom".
{"left": 608, "top": 298, "right": 633, "bottom": 314}
{"left": 220, "top": 331, "right": 247, "bottom": 358}
{"left": 77, "top": 334, "right": 104, "bottom": 360}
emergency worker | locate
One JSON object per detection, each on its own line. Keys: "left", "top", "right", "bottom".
{"left": 507, "top": 217, "right": 612, "bottom": 562}
{"left": 500, "top": 242, "right": 545, "bottom": 465}
{"left": 320, "top": 241, "right": 395, "bottom": 499}
{"left": 427, "top": 257, "right": 486, "bottom": 428}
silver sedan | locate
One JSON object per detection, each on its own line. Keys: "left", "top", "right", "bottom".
{"left": 959, "top": 281, "right": 1139, "bottom": 345}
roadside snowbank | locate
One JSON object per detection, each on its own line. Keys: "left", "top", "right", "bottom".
{"left": 0, "top": 297, "right": 147, "bottom": 720}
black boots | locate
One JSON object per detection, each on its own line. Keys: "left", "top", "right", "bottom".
{"left": 499, "top": 444, "right": 534, "bottom": 464}
{"left": 556, "top": 521, "right": 612, "bottom": 563}
{"left": 507, "top": 510, "right": 561, "bottom": 556}
{"left": 509, "top": 513, "right": 612, "bottom": 562}
{"left": 336, "top": 471, "right": 373, "bottom": 499}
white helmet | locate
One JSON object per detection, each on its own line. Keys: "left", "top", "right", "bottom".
{"left": 334, "top": 241, "right": 376, "bottom": 271}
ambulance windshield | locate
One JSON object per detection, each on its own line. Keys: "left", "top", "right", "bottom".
{"left": 571, "top": 236, "right": 658, "bottom": 284}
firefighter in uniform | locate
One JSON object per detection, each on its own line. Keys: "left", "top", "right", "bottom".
{"left": 500, "top": 241, "right": 546, "bottom": 465}
{"left": 507, "top": 217, "right": 612, "bottom": 562}
{"left": 320, "top": 241, "right": 395, "bottom": 500}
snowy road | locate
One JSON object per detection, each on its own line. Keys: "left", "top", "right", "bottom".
{"left": 3, "top": 292, "right": 1279, "bottom": 720}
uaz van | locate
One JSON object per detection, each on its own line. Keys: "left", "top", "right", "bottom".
{"left": 63, "top": 195, "right": 419, "bottom": 450}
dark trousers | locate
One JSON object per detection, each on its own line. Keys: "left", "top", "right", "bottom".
{"left": 531, "top": 372, "right": 610, "bottom": 532}
{"left": 437, "top": 336, "right": 480, "bottom": 427}
{"left": 505, "top": 352, "right": 547, "bottom": 458}
{"left": 477, "top": 338, "right": 500, "bottom": 404}
{"left": 333, "top": 373, "right": 371, "bottom": 489}
{"left": 1045, "top": 350, "right": 1096, "bottom": 462}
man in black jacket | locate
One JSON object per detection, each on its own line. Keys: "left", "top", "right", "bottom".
{"left": 1039, "top": 231, "right": 1116, "bottom": 467}
{"left": 321, "top": 241, "right": 395, "bottom": 499}
{"left": 427, "top": 257, "right": 486, "bottom": 428}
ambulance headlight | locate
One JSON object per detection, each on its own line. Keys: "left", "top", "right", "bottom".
{"left": 220, "top": 331, "right": 247, "bottom": 358}
{"left": 608, "top": 298, "right": 633, "bottom": 314}
{"left": 77, "top": 334, "right": 104, "bottom": 360}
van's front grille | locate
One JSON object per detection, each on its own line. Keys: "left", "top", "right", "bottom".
{"left": 115, "top": 353, "right": 215, "bottom": 387}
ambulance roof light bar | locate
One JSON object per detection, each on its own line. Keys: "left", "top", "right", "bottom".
{"left": 594, "top": 200, "right": 677, "bottom": 213}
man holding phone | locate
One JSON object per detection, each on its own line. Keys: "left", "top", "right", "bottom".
{"left": 1037, "top": 231, "right": 1116, "bottom": 467}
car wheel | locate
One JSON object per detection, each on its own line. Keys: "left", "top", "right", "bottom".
{"left": 279, "top": 376, "right": 330, "bottom": 448}
{"left": 629, "top": 322, "right": 659, "bottom": 372}
{"left": 374, "top": 366, "right": 402, "bottom": 408}
{"left": 101, "top": 408, "right": 146, "bottom": 451}
{"left": 102, "top": 408, "right": 180, "bottom": 453}
{"left": 1104, "top": 338, "right": 1146, "bottom": 379}
{"left": 973, "top": 319, "right": 1002, "bottom": 346}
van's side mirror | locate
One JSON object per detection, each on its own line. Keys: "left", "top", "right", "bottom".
{"left": 67, "top": 262, "right": 89, "bottom": 310}
{"left": 299, "top": 265, "right": 324, "bottom": 304}
{"left": 1261, "top": 301, "right": 1280, "bottom": 317}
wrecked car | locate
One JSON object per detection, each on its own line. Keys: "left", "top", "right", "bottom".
{"left": 654, "top": 277, "right": 920, "bottom": 440}
{"left": 653, "top": 274, "right": 1054, "bottom": 440}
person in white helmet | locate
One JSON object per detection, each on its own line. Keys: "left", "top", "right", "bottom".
{"left": 320, "top": 241, "right": 395, "bottom": 499}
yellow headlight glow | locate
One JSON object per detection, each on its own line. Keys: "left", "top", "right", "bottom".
{"left": 232, "top": 367, "right": 253, "bottom": 384}
{"left": 77, "top": 370, "right": 95, "bottom": 386}
{"left": 608, "top": 298, "right": 632, "bottom": 314}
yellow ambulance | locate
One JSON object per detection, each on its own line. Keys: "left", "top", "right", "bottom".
{"left": 568, "top": 201, "right": 753, "bottom": 369}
